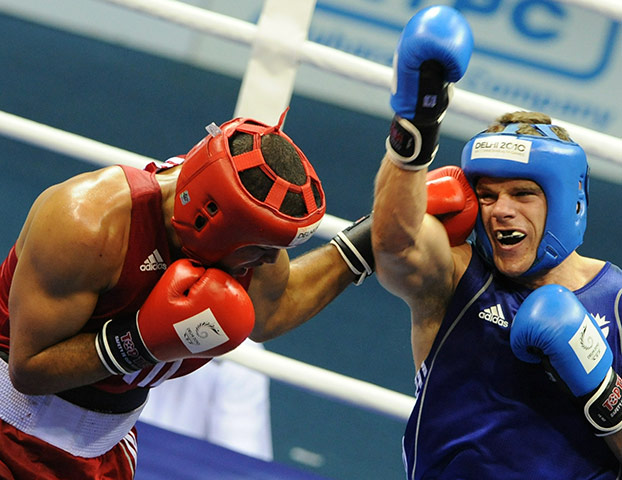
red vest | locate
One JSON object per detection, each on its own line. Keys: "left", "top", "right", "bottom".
{"left": 0, "top": 165, "right": 252, "bottom": 393}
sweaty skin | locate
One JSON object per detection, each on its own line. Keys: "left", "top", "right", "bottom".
{"left": 8, "top": 165, "right": 356, "bottom": 394}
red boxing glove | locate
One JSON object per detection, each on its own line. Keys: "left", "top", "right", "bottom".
{"left": 96, "top": 259, "right": 255, "bottom": 375}
{"left": 426, "top": 165, "right": 478, "bottom": 246}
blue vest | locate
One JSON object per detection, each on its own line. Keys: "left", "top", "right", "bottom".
{"left": 403, "top": 250, "right": 622, "bottom": 479}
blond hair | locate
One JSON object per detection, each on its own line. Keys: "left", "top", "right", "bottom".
{"left": 485, "top": 111, "right": 571, "bottom": 141}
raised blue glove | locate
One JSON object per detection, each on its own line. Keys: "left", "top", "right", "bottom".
{"left": 511, "top": 284, "right": 622, "bottom": 435}
{"left": 386, "top": 6, "right": 473, "bottom": 170}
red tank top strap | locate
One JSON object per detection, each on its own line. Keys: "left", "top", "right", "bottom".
{"left": 90, "top": 165, "right": 171, "bottom": 320}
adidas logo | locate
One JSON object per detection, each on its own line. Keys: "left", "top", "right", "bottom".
{"left": 479, "top": 303, "right": 509, "bottom": 328}
{"left": 140, "top": 249, "right": 167, "bottom": 272}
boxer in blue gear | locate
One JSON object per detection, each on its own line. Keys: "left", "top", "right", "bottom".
{"left": 372, "top": 5, "right": 622, "bottom": 479}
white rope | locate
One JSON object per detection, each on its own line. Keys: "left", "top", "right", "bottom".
{"left": 0, "top": 109, "right": 350, "bottom": 237}
{"left": 97, "top": 0, "right": 256, "bottom": 45}
{"left": 299, "top": 39, "right": 392, "bottom": 90}
{"left": 92, "top": 0, "right": 622, "bottom": 167}
{"left": 3, "top": 1, "right": 619, "bottom": 166}
{"left": 98, "top": 0, "right": 622, "bottom": 29}
{"left": 222, "top": 343, "right": 414, "bottom": 422}
{"left": 315, "top": 214, "right": 351, "bottom": 238}
{"left": 558, "top": 0, "right": 622, "bottom": 21}
{"left": 451, "top": 89, "right": 622, "bottom": 169}
{"left": 94, "top": 0, "right": 392, "bottom": 89}
{"left": 0, "top": 111, "right": 155, "bottom": 170}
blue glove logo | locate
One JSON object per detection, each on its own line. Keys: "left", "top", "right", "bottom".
{"left": 568, "top": 314, "right": 607, "bottom": 374}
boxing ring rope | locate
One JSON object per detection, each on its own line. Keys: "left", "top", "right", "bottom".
{"left": 0, "top": 111, "right": 156, "bottom": 170}
{"left": 559, "top": 0, "right": 622, "bottom": 21}
{"left": 92, "top": 0, "right": 622, "bottom": 167}
{"left": 1, "top": 0, "right": 621, "bottom": 422}
{"left": 0, "top": 111, "right": 351, "bottom": 235}
{"left": 97, "top": 0, "right": 622, "bottom": 89}
{"left": 1, "top": 0, "right": 620, "bottom": 167}
{"left": 222, "top": 345, "right": 415, "bottom": 422}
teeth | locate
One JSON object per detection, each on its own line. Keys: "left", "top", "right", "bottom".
{"left": 496, "top": 231, "right": 525, "bottom": 243}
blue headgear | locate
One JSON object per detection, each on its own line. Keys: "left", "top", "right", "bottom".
{"left": 461, "top": 122, "right": 589, "bottom": 276}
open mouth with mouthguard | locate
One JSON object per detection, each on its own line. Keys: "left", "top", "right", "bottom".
{"left": 496, "top": 230, "right": 526, "bottom": 246}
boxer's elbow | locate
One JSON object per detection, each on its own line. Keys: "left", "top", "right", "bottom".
{"left": 9, "top": 361, "right": 42, "bottom": 394}
{"left": 8, "top": 354, "right": 59, "bottom": 395}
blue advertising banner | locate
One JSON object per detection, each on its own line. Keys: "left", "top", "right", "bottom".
{"left": 300, "top": 0, "right": 621, "bottom": 136}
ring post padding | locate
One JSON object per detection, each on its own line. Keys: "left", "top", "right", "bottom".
{"left": 234, "top": 0, "right": 317, "bottom": 124}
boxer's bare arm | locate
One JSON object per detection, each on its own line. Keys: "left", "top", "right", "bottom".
{"left": 248, "top": 245, "right": 354, "bottom": 341}
{"left": 9, "top": 167, "right": 130, "bottom": 394}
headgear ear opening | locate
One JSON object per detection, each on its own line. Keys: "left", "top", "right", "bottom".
{"left": 461, "top": 121, "right": 589, "bottom": 276}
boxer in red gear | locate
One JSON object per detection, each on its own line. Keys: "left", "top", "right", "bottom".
{"left": 0, "top": 111, "right": 365, "bottom": 479}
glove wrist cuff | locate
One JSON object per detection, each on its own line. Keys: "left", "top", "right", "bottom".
{"left": 330, "top": 237, "right": 372, "bottom": 286}
{"left": 385, "top": 116, "right": 440, "bottom": 171}
{"left": 584, "top": 367, "right": 622, "bottom": 435}
{"left": 95, "top": 318, "right": 158, "bottom": 375}
{"left": 330, "top": 214, "right": 374, "bottom": 286}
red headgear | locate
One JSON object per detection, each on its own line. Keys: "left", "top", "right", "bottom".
{"left": 172, "top": 110, "right": 326, "bottom": 265}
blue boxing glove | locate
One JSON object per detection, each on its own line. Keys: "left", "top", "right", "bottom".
{"left": 511, "top": 284, "right": 622, "bottom": 435}
{"left": 387, "top": 6, "right": 473, "bottom": 170}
